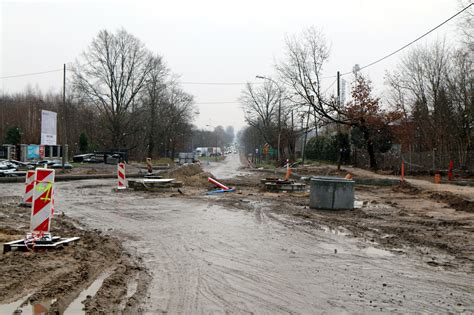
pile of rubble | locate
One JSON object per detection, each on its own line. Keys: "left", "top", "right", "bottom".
{"left": 164, "top": 164, "right": 215, "bottom": 187}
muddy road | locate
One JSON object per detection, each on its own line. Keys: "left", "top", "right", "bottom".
{"left": 202, "top": 153, "right": 250, "bottom": 179}
{"left": 1, "top": 154, "right": 473, "bottom": 313}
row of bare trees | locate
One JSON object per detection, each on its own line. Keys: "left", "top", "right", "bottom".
{"left": 73, "top": 29, "right": 197, "bottom": 159}
{"left": 240, "top": 27, "right": 402, "bottom": 168}
{"left": 1, "top": 28, "right": 201, "bottom": 160}
{"left": 240, "top": 15, "right": 472, "bottom": 170}
{"left": 385, "top": 39, "right": 473, "bottom": 166}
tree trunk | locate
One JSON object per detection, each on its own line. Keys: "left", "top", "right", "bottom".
{"left": 147, "top": 141, "right": 154, "bottom": 159}
{"left": 362, "top": 127, "right": 377, "bottom": 170}
{"left": 171, "top": 140, "right": 176, "bottom": 160}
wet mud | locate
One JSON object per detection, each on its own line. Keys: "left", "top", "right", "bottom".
{"left": 0, "top": 154, "right": 473, "bottom": 313}
{"left": 0, "top": 197, "right": 149, "bottom": 314}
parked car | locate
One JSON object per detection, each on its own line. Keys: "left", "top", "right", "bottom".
{"left": 0, "top": 160, "right": 30, "bottom": 177}
{"left": 0, "top": 161, "right": 17, "bottom": 170}
{"left": 50, "top": 162, "right": 73, "bottom": 169}
{"left": 83, "top": 155, "right": 104, "bottom": 163}
{"left": 73, "top": 153, "right": 94, "bottom": 163}
{"left": 36, "top": 160, "right": 57, "bottom": 167}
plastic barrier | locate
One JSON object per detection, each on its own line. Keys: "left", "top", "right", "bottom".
{"left": 208, "top": 177, "right": 230, "bottom": 190}
{"left": 23, "top": 170, "right": 35, "bottom": 205}
{"left": 30, "top": 168, "right": 55, "bottom": 234}
{"left": 117, "top": 162, "right": 127, "bottom": 189}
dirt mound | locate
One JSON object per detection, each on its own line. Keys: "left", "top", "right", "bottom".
{"left": 164, "top": 164, "right": 215, "bottom": 188}
{"left": 429, "top": 192, "right": 474, "bottom": 213}
{"left": 185, "top": 171, "right": 215, "bottom": 187}
{"left": 296, "top": 166, "right": 346, "bottom": 176}
{"left": 0, "top": 198, "right": 150, "bottom": 313}
{"left": 166, "top": 163, "right": 203, "bottom": 178}
{"left": 392, "top": 181, "right": 421, "bottom": 194}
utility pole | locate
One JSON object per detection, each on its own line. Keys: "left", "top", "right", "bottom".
{"left": 337, "top": 71, "right": 340, "bottom": 108}
{"left": 278, "top": 96, "right": 281, "bottom": 163}
{"left": 301, "top": 104, "right": 311, "bottom": 165}
{"left": 62, "top": 64, "right": 66, "bottom": 170}
{"left": 291, "top": 110, "right": 295, "bottom": 160}
{"left": 336, "top": 71, "right": 342, "bottom": 171}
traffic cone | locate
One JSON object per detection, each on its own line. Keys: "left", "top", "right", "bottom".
{"left": 284, "top": 159, "right": 292, "bottom": 181}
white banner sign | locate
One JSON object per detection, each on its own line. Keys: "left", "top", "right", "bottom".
{"left": 40, "top": 110, "right": 57, "bottom": 145}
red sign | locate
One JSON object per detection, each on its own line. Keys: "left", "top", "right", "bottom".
{"left": 39, "top": 145, "right": 45, "bottom": 159}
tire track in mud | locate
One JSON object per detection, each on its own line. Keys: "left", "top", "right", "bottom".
{"left": 0, "top": 192, "right": 150, "bottom": 314}
{"left": 4, "top": 174, "right": 472, "bottom": 313}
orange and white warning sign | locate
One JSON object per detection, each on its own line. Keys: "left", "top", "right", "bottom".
{"left": 117, "top": 162, "right": 126, "bottom": 189}
{"left": 23, "top": 170, "right": 35, "bottom": 205}
{"left": 30, "top": 168, "right": 55, "bottom": 234}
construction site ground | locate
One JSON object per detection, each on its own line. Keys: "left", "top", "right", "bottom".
{"left": 0, "top": 154, "right": 473, "bottom": 313}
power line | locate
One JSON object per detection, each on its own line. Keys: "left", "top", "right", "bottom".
{"left": 181, "top": 81, "right": 259, "bottom": 86}
{"left": 195, "top": 101, "right": 239, "bottom": 104}
{"left": 0, "top": 69, "right": 258, "bottom": 85}
{"left": 340, "top": 3, "right": 473, "bottom": 76}
{"left": 0, "top": 68, "right": 63, "bottom": 79}
{"left": 1, "top": 3, "right": 470, "bottom": 82}
{"left": 323, "top": 79, "right": 337, "bottom": 94}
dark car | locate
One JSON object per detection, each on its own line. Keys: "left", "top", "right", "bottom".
{"left": 84, "top": 155, "right": 104, "bottom": 163}
{"left": 51, "top": 162, "right": 73, "bottom": 169}
{"left": 36, "top": 160, "right": 57, "bottom": 167}
{"left": 73, "top": 153, "right": 94, "bottom": 163}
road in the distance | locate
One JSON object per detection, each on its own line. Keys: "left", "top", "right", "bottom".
{"left": 202, "top": 153, "right": 250, "bottom": 179}
{"left": 0, "top": 154, "right": 472, "bottom": 313}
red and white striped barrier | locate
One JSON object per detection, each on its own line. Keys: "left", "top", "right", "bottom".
{"left": 30, "top": 168, "right": 55, "bottom": 235}
{"left": 208, "top": 177, "right": 230, "bottom": 190}
{"left": 117, "top": 162, "right": 127, "bottom": 189}
{"left": 22, "top": 170, "right": 35, "bottom": 205}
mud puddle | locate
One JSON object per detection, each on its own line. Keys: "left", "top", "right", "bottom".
{"left": 46, "top": 181, "right": 473, "bottom": 313}
{"left": 0, "top": 195, "right": 149, "bottom": 314}
{"left": 0, "top": 294, "right": 31, "bottom": 315}
{"left": 64, "top": 270, "right": 112, "bottom": 314}
{"left": 1, "top": 154, "right": 473, "bottom": 313}
{"left": 10, "top": 297, "right": 56, "bottom": 315}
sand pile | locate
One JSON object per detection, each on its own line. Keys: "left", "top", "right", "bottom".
{"left": 167, "top": 163, "right": 203, "bottom": 178}
{"left": 186, "top": 171, "right": 216, "bottom": 187}
{"left": 165, "top": 164, "right": 215, "bottom": 187}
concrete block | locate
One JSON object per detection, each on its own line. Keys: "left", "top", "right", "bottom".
{"left": 310, "top": 176, "right": 355, "bottom": 210}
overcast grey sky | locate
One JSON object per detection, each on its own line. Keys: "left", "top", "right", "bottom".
{"left": 0, "top": 0, "right": 464, "bottom": 131}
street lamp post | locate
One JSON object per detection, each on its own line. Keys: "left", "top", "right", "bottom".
{"left": 256, "top": 75, "right": 282, "bottom": 163}
{"left": 301, "top": 95, "right": 314, "bottom": 166}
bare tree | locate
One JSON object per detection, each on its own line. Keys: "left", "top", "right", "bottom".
{"left": 142, "top": 54, "right": 169, "bottom": 158}
{"left": 386, "top": 39, "right": 473, "bottom": 159}
{"left": 73, "top": 29, "right": 153, "bottom": 148}
{"left": 447, "top": 47, "right": 473, "bottom": 164}
{"left": 158, "top": 85, "right": 195, "bottom": 158}
{"left": 276, "top": 27, "right": 338, "bottom": 124}
{"left": 276, "top": 27, "right": 401, "bottom": 168}
{"left": 239, "top": 81, "right": 281, "bottom": 146}
{"left": 457, "top": 0, "right": 473, "bottom": 49}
